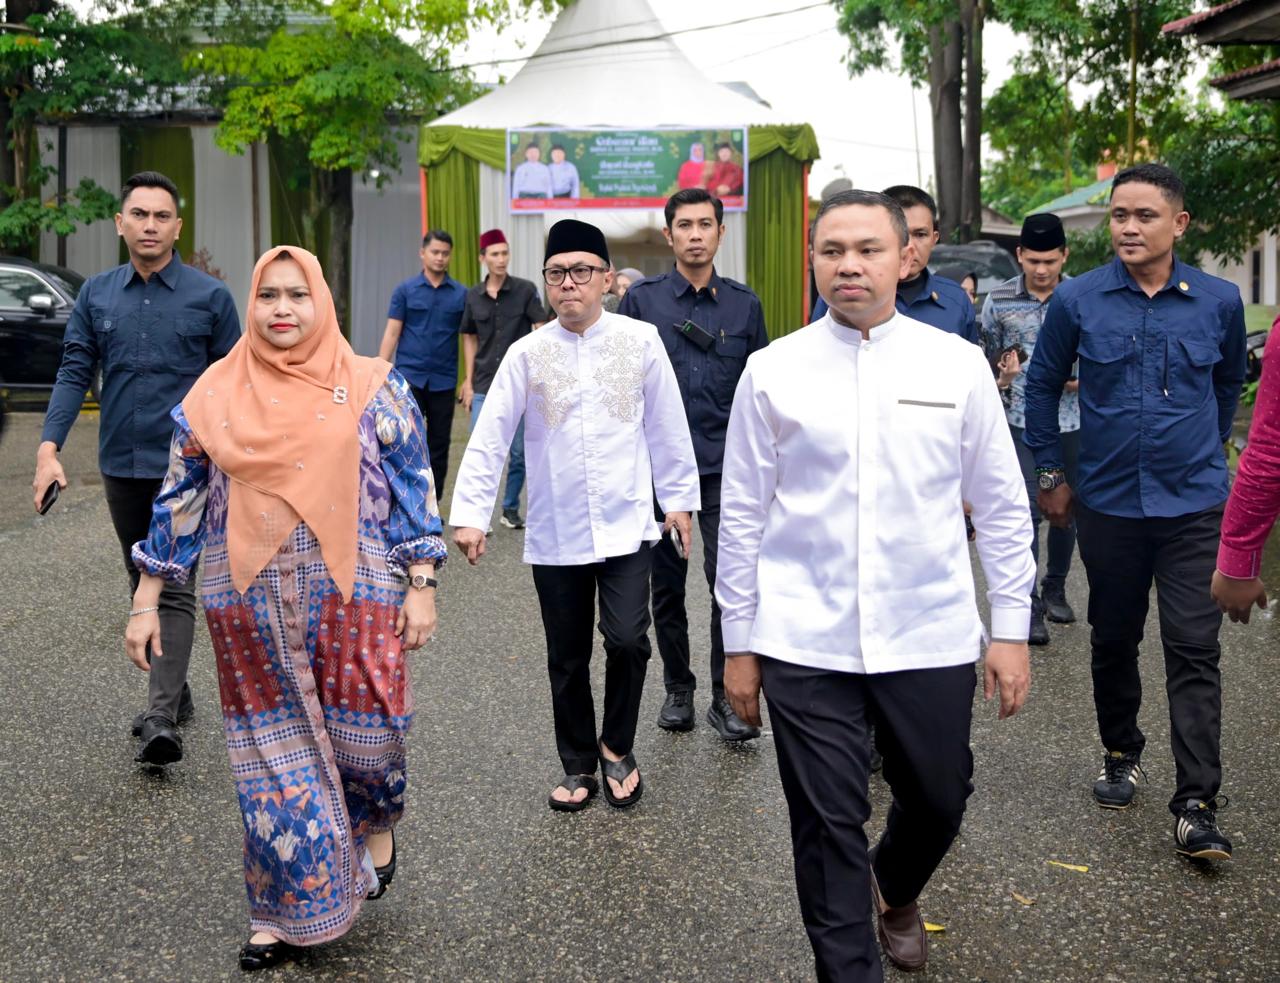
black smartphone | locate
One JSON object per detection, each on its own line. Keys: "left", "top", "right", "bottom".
{"left": 38, "top": 481, "right": 60, "bottom": 515}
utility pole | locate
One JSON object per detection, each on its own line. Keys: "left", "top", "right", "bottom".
{"left": 1127, "top": 0, "right": 1138, "bottom": 162}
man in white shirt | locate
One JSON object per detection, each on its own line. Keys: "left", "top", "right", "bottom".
{"left": 717, "top": 190, "right": 1034, "bottom": 979}
{"left": 451, "top": 219, "right": 700, "bottom": 813}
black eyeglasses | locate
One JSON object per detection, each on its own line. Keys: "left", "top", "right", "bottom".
{"left": 542, "top": 264, "right": 608, "bottom": 286}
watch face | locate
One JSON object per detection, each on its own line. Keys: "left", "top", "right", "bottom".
{"left": 1038, "top": 474, "right": 1057, "bottom": 490}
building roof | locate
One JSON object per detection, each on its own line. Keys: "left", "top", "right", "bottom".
{"left": 1211, "top": 56, "right": 1280, "bottom": 97}
{"left": 1162, "top": 0, "right": 1280, "bottom": 44}
{"left": 429, "top": 0, "right": 799, "bottom": 129}
{"left": 1032, "top": 177, "right": 1111, "bottom": 216}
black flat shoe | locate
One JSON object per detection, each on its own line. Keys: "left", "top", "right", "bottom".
{"left": 548, "top": 774, "right": 599, "bottom": 812}
{"left": 239, "top": 937, "right": 298, "bottom": 972}
{"left": 367, "top": 831, "right": 396, "bottom": 899}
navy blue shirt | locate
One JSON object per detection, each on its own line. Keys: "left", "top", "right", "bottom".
{"left": 387, "top": 272, "right": 467, "bottom": 392}
{"left": 41, "top": 252, "right": 241, "bottom": 479}
{"left": 1023, "top": 256, "right": 1246, "bottom": 519}
{"left": 810, "top": 268, "right": 979, "bottom": 344}
{"left": 618, "top": 266, "right": 768, "bottom": 474}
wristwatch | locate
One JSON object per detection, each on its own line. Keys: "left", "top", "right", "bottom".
{"left": 1037, "top": 470, "right": 1066, "bottom": 492}
{"left": 409, "top": 573, "right": 438, "bottom": 591}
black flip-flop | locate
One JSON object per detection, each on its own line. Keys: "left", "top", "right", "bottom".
{"left": 600, "top": 751, "right": 644, "bottom": 809}
{"left": 548, "top": 774, "right": 599, "bottom": 812}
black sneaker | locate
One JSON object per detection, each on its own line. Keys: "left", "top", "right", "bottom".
{"left": 131, "top": 683, "right": 194, "bottom": 736}
{"left": 707, "top": 694, "right": 760, "bottom": 742}
{"left": 1093, "top": 750, "right": 1145, "bottom": 809}
{"left": 500, "top": 508, "right": 525, "bottom": 529}
{"left": 1174, "top": 797, "right": 1232, "bottom": 860}
{"left": 1029, "top": 596, "right": 1050, "bottom": 646}
{"left": 1041, "top": 581, "right": 1076, "bottom": 624}
{"left": 136, "top": 717, "right": 183, "bottom": 766}
{"left": 657, "top": 691, "right": 695, "bottom": 731}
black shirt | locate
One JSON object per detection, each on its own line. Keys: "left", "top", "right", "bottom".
{"left": 618, "top": 265, "right": 768, "bottom": 474}
{"left": 460, "top": 274, "right": 546, "bottom": 395}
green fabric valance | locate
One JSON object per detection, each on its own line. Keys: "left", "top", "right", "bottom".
{"left": 747, "top": 124, "right": 819, "bottom": 164}
{"left": 419, "top": 125, "right": 507, "bottom": 170}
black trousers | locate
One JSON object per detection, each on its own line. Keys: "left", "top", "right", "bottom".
{"left": 531, "top": 546, "right": 653, "bottom": 775}
{"left": 1075, "top": 501, "right": 1225, "bottom": 813}
{"left": 652, "top": 472, "right": 725, "bottom": 695}
{"left": 410, "top": 384, "right": 456, "bottom": 500}
{"left": 762, "top": 658, "right": 976, "bottom": 983}
{"left": 102, "top": 474, "right": 199, "bottom": 726}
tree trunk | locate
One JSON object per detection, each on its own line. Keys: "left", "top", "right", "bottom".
{"left": 928, "top": 14, "right": 963, "bottom": 241}
{"left": 1126, "top": 0, "right": 1138, "bottom": 163}
{"left": 959, "top": 0, "right": 983, "bottom": 243}
{"left": 313, "top": 167, "right": 353, "bottom": 335}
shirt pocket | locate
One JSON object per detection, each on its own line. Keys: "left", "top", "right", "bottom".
{"left": 1171, "top": 336, "right": 1221, "bottom": 403}
{"left": 172, "top": 312, "right": 214, "bottom": 376}
{"left": 91, "top": 309, "right": 119, "bottom": 370}
{"left": 1077, "top": 333, "right": 1130, "bottom": 403}
{"left": 709, "top": 333, "right": 749, "bottom": 401}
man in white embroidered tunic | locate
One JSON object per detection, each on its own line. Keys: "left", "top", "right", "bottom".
{"left": 451, "top": 219, "right": 700, "bottom": 812}
{"left": 717, "top": 190, "right": 1035, "bottom": 980}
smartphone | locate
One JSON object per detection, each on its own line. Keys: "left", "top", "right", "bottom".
{"left": 38, "top": 481, "right": 60, "bottom": 515}
{"left": 668, "top": 526, "right": 686, "bottom": 560}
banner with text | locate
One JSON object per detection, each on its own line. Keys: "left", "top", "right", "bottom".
{"left": 506, "top": 127, "right": 748, "bottom": 212}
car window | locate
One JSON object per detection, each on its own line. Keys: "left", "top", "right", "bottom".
{"left": 0, "top": 268, "right": 55, "bottom": 309}
{"left": 44, "top": 268, "right": 83, "bottom": 299}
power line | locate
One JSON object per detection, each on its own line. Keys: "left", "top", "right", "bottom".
{"left": 710, "top": 25, "right": 835, "bottom": 69}
{"left": 429, "top": 2, "right": 831, "bottom": 75}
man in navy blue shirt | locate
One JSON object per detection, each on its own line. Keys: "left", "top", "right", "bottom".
{"left": 619, "top": 188, "right": 768, "bottom": 742}
{"left": 379, "top": 229, "right": 467, "bottom": 497}
{"left": 1024, "top": 164, "right": 1245, "bottom": 862}
{"left": 33, "top": 170, "right": 241, "bottom": 766}
{"left": 811, "top": 185, "right": 978, "bottom": 345}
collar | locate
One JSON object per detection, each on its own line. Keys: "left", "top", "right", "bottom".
{"left": 1104, "top": 255, "right": 1196, "bottom": 297}
{"left": 554, "top": 308, "right": 608, "bottom": 340}
{"left": 901, "top": 268, "right": 944, "bottom": 306}
{"left": 669, "top": 265, "right": 723, "bottom": 302}
{"left": 125, "top": 250, "right": 182, "bottom": 289}
{"left": 481, "top": 274, "right": 511, "bottom": 296}
{"left": 824, "top": 309, "right": 899, "bottom": 346}
{"left": 1015, "top": 273, "right": 1064, "bottom": 302}
{"left": 419, "top": 271, "right": 457, "bottom": 291}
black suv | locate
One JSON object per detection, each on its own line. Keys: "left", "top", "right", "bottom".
{"left": 0, "top": 255, "right": 92, "bottom": 401}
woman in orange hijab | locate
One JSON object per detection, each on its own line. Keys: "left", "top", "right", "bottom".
{"left": 124, "top": 247, "right": 447, "bottom": 971}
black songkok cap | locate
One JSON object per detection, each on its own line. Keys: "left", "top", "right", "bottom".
{"left": 1020, "top": 212, "right": 1066, "bottom": 251}
{"left": 544, "top": 218, "right": 610, "bottom": 266}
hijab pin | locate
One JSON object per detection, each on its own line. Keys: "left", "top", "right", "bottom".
{"left": 333, "top": 386, "right": 349, "bottom": 404}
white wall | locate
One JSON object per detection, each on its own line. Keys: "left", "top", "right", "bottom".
{"left": 191, "top": 125, "right": 254, "bottom": 324}
{"left": 37, "top": 125, "right": 120, "bottom": 274}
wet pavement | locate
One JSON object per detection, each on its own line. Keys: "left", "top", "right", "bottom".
{"left": 2, "top": 408, "right": 1279, "bottom": 982}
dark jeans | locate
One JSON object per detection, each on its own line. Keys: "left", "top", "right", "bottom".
{"left": 410, "top": 384, "right": 456, "bottom": 501}
{"left": 102, "top": 474, "right": 198, "bottom": 726}
{"left": 1011, "top": 424, "right": 1079, "bottom": 594}
{"left": 762, "top": 658, "right": 976, "bottom": 983}
{"left": 1074, "top": 501, "right": 1225, "bottom": 813}
{"left": 652, "top": 472, "right": 724, "bottom": 695}
{"left": 531, "top": 546, "right": 653, "bottom": 775}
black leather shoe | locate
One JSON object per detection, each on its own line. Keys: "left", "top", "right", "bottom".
{"left": 657, "top": 691, "right": 695, "bottom": 731}
{"left": 1041, "top": 582, "right": 1076, "bottom": 624}
{"left": 239, "top": 937, "right": 298, "bottom": 972}
{"left": 132, "top": 684, "right": 194, "bottom": 736}
{"left": 136, "top": 718, "right": 183, "bottom": 765}
{"left": 368, "top": 831, "right": 397, "bottom": 899}
{"left": 707, "top": 694, "right": 760, "bottom": 741}
{"left": 1028, "top": 596, "right": 1050, "bottom": 646}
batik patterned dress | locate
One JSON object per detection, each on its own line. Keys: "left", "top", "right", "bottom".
{"left": 134, "top": 371, "right": 447, "bottom": 946}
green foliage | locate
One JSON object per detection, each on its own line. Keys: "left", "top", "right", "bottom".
{"left": 830, "top": 0, "right": 948, "bottom": 81}
{"left": 0, "top": 161, "right": 117, "bottom": 251}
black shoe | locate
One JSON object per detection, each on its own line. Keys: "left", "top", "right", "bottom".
{"left": 1041, "top": 582, "right": 1076, "bottom": 624}
{"left": 1028, "top": 596, "right": 1050, "bottom": 646}
{"left": 657, "top": 691, "right": 695, "bottom": 731}
{"left": 136, "top": 717, "right": 183, "bottom": 766}
{"left": 870, "top": 748, "right": 884, "bottom": 773}
{"left": 1093, "top": 750, "right": 1144, "bottom": 809}
{"left": 707, "top": 694, "right": 760, "bottom": 742}
{"left": 239, "top": 937, "right": 298, "bottom": 972}
{"left": 132, "top": 684, "right": 194, "bottom": 736}
{"left": 367, "top": 831, "right": 397, "bottom": 899}
{"left": 500, "top": 508, "right": 524, "bottom": 529}
{"left": 1174, "top": 797, "right": 1232, "bottom": 860}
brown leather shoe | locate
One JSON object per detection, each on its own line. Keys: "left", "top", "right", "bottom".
{"left": 870, "top": 866, "right": 927, "bottom": 971}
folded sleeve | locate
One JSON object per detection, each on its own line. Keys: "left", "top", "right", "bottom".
{"left": 375, "top": 371, "right": 449, "bottom": 573}
{"left": 131, "top": 406, "right": 211, "bottom": 584}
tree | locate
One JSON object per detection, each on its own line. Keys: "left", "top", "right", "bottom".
{"left": 191, "top": 0, "right": 556, "bottom": 329}
{"left": 833, "top": 0, "right": 983, "bottom": 241}
{"left": 0, "top": 2, "right": 188, "bottom": 255}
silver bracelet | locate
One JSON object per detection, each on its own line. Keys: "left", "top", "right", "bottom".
{"left": 129, "top": 606, "right": 160, "bottom": 617}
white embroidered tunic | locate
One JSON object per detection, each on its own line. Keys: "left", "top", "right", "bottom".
{"left": 716, "top": 312, "right": 1036, "bottom": 674}
{"left": 450, "top": 311, "right": 701, "bottom": 565}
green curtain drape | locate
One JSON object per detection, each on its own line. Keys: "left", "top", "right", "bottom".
{"left": 748, "top": 124, "right": 819, "bottom": 164}
{"left": 118, "top": 126, "right": 196, "bottom": 263}
{"left": 419, "top": 125, "right": 506, "bottom": 170}
{"left": 426, "top": 149, "right": 481, "bottom": 384}
{"left": 747, "top": 149, "right": 807, "bottom": 339}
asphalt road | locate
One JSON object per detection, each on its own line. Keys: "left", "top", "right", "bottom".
{"left": 2, "top": 408, "right": 1279, "bottom": 982}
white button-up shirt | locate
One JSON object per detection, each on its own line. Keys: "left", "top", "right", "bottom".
{"left": 450, "top": 310, "right": 701, "bottom": 566}
{"left": 716, "top": 311, "right": 1035, "bottom": 674}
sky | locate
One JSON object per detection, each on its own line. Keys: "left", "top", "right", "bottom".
{"left": 455, "top": 0, "right": 1026, "bottom": 196}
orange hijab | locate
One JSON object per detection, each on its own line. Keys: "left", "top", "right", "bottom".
{"left": 183, "top": 246, "right": 390, "bottom": 601}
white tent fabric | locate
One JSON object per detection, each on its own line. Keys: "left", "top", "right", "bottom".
{"left": 431, "top": 0, "right": 798, "bottom": 131}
